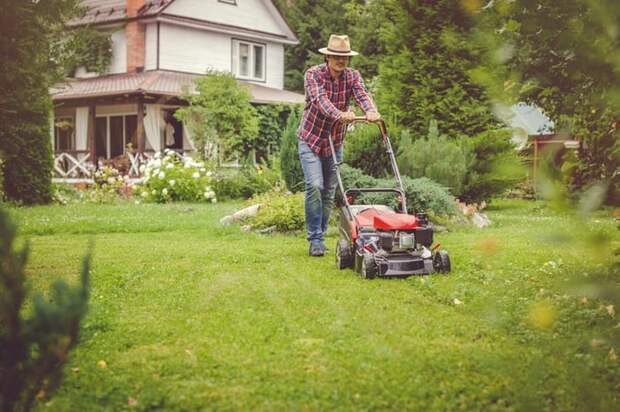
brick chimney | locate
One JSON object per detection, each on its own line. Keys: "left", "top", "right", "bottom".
{"left": 126, "top": 0, "right": 145, "bottom": 72}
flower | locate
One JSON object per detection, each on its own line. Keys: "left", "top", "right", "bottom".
{"left": 166, "top": 163, "right": 174, "bottom": 170}
{"left": 158, "top": 171, "right": 165, "bottom": 179}
{"left": 151, "top": 189, "right": 157, "bottom": 195}
{"left": 107, "top": 177, "right": 115, "bottom": 184}
{"left": 162, "top": 188, "right": 168, "bottom": 196}
{"left": 211, "top": 198, "right": 217, "bottom": 203}
{"left": 169, "top": 179, "right": 176, "bottom": 186}
{"left": 192, "top": 172, "right": 200, "bottom": 179}
{"left": 154, "top": 152, "right": 161, "bottom": 159}
{"left": 206, "top": 171, "right": 213, "bottom": 177}
{"left": 139, "top": 164, "right": 146, "bottom": 173}
{"left": 141, "top": 191, "right": 148, "bottom": 198}
{"left": 200, "top": 167, "right": 206, "bottom": 173}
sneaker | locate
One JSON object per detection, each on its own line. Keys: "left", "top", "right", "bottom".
{"left": 309, "top": 242, "right": 324, "bottom": 257}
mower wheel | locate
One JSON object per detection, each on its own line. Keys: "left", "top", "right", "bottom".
{"left": 336, "top": 240, "right": 354, "bottom": 269}
{"left": 433, "top": 250, "right": 451, "bottom": 273}
{"left": 360, "top": 254, "right": 377, "bottom": 279}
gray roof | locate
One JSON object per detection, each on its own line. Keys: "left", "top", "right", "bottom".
{"left": 51, "top": 70, "right": 305, "bottom": 105}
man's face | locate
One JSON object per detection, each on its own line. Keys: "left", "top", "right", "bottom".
{"left": 326, "top": 55, "right": 350, "bottom": 74}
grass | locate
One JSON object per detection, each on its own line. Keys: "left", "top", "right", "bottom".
{"left": 8, "top": 199, "right": 619, "bottom": 411}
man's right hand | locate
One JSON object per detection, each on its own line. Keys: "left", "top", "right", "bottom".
{"left": 340, "top": 111, "right": 357, "bottom": 123}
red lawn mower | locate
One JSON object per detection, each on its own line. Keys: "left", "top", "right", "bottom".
{"left": 330, "top": 118, "right": 451, "bottom": 279}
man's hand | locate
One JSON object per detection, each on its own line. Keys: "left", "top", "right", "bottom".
{"left": 340, "top": 111, "right": 357, "bottom": 123}
{"left": 366, "top": 111, "right": 381, "bottom": 122}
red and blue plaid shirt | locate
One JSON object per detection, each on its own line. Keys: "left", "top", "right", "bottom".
{"left": 298, "top": 64, "right": 377, "bottom": 157}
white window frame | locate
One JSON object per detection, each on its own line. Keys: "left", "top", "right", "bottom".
{"left": 232, "top": 39, "right": 266, "bottom": 82}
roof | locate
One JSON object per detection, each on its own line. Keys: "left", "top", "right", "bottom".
{"left": 50, "top": 70, "right": 305, "bottom": 105}
{"left": 70, "top": 0, "right": 298, "bottom": 44}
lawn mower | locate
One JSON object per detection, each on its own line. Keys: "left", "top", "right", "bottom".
{"left": 330, "top": 117, "right": 451, "bottom": 279}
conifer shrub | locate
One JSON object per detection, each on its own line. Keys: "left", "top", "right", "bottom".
{"left": 0, "top": 209, "right": 91, "bottom": 411}
{"left": 279, "top": 109, "right": 304, "bottom": 192}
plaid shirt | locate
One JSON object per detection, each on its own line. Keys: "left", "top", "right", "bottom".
{"left": 298, "top": 64, "right": 376, "bottom": 157}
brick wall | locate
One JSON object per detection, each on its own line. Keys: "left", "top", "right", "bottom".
{"left": 126, "top": 0, "right": 145, "bottom": 72}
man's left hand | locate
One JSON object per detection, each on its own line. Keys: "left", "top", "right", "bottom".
{"left": 366, "top": 112, "right": 381, "bottom": 122}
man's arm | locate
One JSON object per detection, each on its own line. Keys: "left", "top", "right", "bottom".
{"left": 305, "top": 70, "right": 342, "bottom": 121}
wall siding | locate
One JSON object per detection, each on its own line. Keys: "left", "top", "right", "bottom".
{"left": 166, "top": 0, "right": 285, "bottom": 36}
{"left": 145, "top": 23, "right": 158, "bottom": 70}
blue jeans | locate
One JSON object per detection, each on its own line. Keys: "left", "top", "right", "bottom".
{"left": 298, "top": 140, "right": 343, "bottom": 243}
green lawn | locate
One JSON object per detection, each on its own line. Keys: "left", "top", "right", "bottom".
{"left": 10, "top": 199, "right": 619, "bottom": 411}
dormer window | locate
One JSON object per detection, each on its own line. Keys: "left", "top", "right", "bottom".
{"left": 232, "top": 39, "right": 266, "bottom": 82}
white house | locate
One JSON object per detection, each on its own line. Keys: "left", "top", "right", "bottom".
{"left": 51, "top": 0, "right": 303, "bottom": 179}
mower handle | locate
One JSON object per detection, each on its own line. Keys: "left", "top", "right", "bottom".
{"left": 347, "top": 116, "right": 388, "bottom": 139}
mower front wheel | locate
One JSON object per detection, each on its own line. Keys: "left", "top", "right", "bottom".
{"left": 433, "top": 250, "right": 451, "bottom": 273}
{"left": 336, "top": 239, "right": 353, "bottom": 269}
{"left": 360, "top": 254, "right": 377, "bottom": 279}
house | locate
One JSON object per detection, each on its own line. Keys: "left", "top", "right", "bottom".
{"left": 51, "top": 0, "right": 303, "bottom": 179}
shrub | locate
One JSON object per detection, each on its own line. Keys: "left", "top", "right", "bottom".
{"left": 396, "top": 120, "right": 469, "bottom": 196}
{"left": 136, "top": 150, "right": 217, "bottom": 203}
{"left": 88, "top": 166, "right": 128, "bottom": 203}
{"left": 460, "top": 129, "right": 525, "bottom": 203}
{"left": 339, "top": 165, "right": 457, "bottom": 216}
{"left": 0, "top": 208, "right": 91, "bottom": 411}
{"left": 245, "top": 188, "right": 305, "bottom": 232}
{"left": 279, "top": 108, "right": 305, "bottom": 192}
{"left": 214, "top": 160, "right": 283, "bottom": 200}
{"left": 254, "top": 104, "right": 292, "bottom": 163}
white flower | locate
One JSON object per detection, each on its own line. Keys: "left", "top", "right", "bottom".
{"left": 162, "top": 188, "right": 168, "bottom": 196}
{"left": 139, "top": 164, "right": 146, "bottom": 173}
{"left": 211, "top": 198, "right": 217, "bottom": 203}
{"left": 206, "top": 171, "right": 213, "bottom": 177}
{"left": 141, "top": 191, "right": 148, "bottom": 198}
{"left": 151, "top": 189, "right": 157, "bottom": 195}
{"left": 169, "top": 179, "right": 176, "bottom": 186}
{"left": 192, "top": 172, "right": 200, "bottom": 179}
{"left": 158, "top": 171, "right": 165, "bottom": 179}
{"left": 200, "top": 167, "right": 206, "bottom": 173}
{"left": 184, "top": 163, "right": 192, "bottom": 169}
{"left": 107, "top": 177, "right": 115, "bottom": 184}
{"left": 164, "top": 148, "right": 172, "bottom": 154}
{"left": 166, "top": 163, "right": 174, "bottom": 170}
{"left": 154, "top": 152, "right": 161, "bottom": 159}
{"left": 143, "top": 176, "right": 150, "bottom": 184}
{"left": 134, "top": 200, "right": 140, "bottom": 205}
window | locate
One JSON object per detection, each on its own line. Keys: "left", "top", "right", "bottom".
{"left": 95, "top": 114, "right": 138, "bottom": 159}
{"left": 232, "top": 39, "right": 266, "bottom": 81}
{"left": 54, "top": 117, "right": 74, "bottom": 151}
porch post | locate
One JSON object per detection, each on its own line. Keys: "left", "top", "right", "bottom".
{"left": 137, "top": 98, "right": 145, "bottom": 154}
{"left": 88, "top": 105, "right": 96, "bottom": 167}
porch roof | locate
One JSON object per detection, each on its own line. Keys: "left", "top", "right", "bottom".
{"left": 50, "top": 70, "right": 305, "bottom": 105}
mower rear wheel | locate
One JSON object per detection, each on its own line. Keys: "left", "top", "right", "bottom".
{"left": 360, "top": 254, "right": 377, "bottom": 279}
{"left": 433, "top": 250, "right": 451, "bottom": 273}
{"left": 336, "top": 239, "right": 353, "bottom": 269}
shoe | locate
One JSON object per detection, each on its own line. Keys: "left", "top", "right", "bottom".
{"left": 309, "top": 242, "right": 324, "bottom": 257}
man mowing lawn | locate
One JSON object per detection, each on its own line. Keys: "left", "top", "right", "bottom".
{"left": 298, "top": 34, "right": 381, "bottom": 257}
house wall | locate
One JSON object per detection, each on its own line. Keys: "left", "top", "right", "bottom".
{"left": 165, "top": 0, "right": 286, "bottom": 36}
{"left": 145, "top": 23, "right": 158, "bottom": 70}
{"left": 108, "top": 28, "right": 127, "bottom": 74}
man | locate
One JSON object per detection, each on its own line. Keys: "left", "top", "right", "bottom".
{"left": 298, "top": 34, "right": 381, "bottom": 257}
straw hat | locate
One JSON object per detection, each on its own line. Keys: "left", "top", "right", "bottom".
{"left": 318, "top": 34, "right": 359, "bottom": 56}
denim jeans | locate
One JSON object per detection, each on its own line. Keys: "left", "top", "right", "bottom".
{"left": 298, "top": 140, "right": 343, "bottom": 243}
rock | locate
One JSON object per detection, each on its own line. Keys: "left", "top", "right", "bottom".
{"left": 471, "top": 212, "right": 491, "bottom": 228}
{"left": 219, "top": 204, "right": 262, "bottom": 225}
{"left": 240, "top": 225, "right": 252, "bottom": 232}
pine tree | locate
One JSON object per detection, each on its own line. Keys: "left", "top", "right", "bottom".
{"left": 279, "top": 109, "right": 304, "bottom": 192}
{"left": 0, "top": 209, "right": 91, "bottom": 411}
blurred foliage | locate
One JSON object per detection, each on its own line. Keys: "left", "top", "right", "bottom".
{"left": 471, "top": 0, "right": 620, "bottom": 204}
{"left": 214, "top": 160, "right": 283, "bottom": 200}
{"left": 0, "top": 209, "right": 91, "bottom": 411}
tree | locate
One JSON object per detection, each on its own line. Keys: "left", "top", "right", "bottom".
{"left": 0, "top": 209, "right": 91, "bottom": 411}
{"left": 175, "top": 71, "right": 259, "bottom": 161}
{"left": 0, "top": 1, "right": 82, "bottom": 204}
{"left": 279, "top": 108, "right": 304, "bottom": 192}
{"left": 472, "top": 0, "right": 620, "bottom": 203}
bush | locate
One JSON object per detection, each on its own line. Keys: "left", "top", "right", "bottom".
{"left": 339, "top": 165, "right": 457, "bottom": 216}
{"left": 214, "top": 160, "right": 283, "bottom": 200}
{"left": 246, "top": 188, "right": 305, "bottom": 232}
{"left": 460, "top": 129, "right": 525, "bottom": 203}
{"left": 136, "top": 150, "right": 217, "bottom": 203}
{"left": 0, "top": 208, "right": 91, "bottom": 411}
{"left": 396, "top": 120, "right": 469, "bottom": 196}
{"left": 279, "top": 109, "right": 304, "bottom": 192}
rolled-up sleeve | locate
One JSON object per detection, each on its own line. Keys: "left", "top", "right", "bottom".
{"left": 305, "top": 70, "right": 342, "bottom": 121}
{"left": 351, "top": 70, "right": 377, "bottom": 113}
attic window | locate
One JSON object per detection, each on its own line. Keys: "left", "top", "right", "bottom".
{"left": 218, "top": 0, "right": 237, "bottom": 5}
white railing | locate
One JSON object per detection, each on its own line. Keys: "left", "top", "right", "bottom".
{"left": 53, "top": 151, "right": 93, "bottom": 180}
